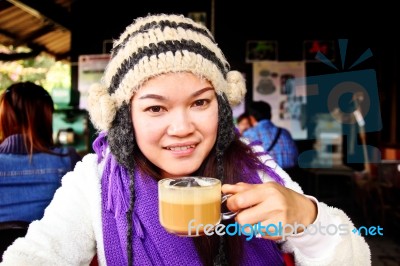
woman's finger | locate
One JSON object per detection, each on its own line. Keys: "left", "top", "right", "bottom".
{"left": 224, "top": 182, "right": 284, "bottom": 212}
{"left": 221, "top": 182, "right": 252, "bottom": 194}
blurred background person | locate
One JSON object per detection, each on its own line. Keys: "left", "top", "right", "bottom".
{"left": 0, "top": 81, "right": 81, "bottom": 223}
{"left": 236, "top": 111, "right": 253, "bottom": 135}
{"left": 243, "top": 100, "right": 298, "bottom": 170}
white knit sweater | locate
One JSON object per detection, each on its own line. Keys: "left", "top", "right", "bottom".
{"left": 1, "top": 153, "right": 371, "bottom": 265}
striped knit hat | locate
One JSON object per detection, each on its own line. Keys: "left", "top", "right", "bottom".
{"left": 87, "top": 13, "right": 246, "bottom": 131}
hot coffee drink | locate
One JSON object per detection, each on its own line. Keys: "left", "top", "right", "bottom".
{"left": 158, "top": 177, "right": 221, "bottom": 236}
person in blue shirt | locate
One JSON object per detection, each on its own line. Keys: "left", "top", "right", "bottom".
{"left": 0, "top": 81, "right": 81, "bottom": 222}
{"left": 243, "top": 100, "right": 298, "bottom": 169}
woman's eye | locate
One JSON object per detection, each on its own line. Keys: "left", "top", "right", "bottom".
{"left": 146, "top": 106, "right": 164, "bottom": 113}
{"left": 193, "top": 99, "right": 209, "bottom": 107}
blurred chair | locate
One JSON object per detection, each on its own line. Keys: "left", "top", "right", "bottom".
{"left": 0, "top": 221, "right": 29, "bottom": 260}
{"left": 353, "top": 162, "right": 398, "bottom": 227}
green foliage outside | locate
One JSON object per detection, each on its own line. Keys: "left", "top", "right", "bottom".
{"left": 0, "top": 44, "right": 71, "bottom": 101}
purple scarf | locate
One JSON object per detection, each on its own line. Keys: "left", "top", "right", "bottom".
{"left": 93, "top": 133, "right": 284, "bottom": 265}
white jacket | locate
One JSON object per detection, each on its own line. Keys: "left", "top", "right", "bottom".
{"left": 1, "top": 153, "right": 371, "bottom": 265}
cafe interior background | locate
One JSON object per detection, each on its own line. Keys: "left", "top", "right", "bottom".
{"left": 1, "top": 0, "right": 399, "bottom": 264}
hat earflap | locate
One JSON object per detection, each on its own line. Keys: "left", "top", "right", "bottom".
{"left": 225, "top": 70, "right": 246, "bottom": 106}
{"left": 87, "top": 83, "right": 117, "bottom": 131}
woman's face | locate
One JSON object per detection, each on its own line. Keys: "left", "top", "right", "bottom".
{"left": 131, "top": 72, "right": 218, "bottom": 178}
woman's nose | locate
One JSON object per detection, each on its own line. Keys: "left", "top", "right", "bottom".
{"left": 167, "top": 110, "right": 195, "bottom": 137}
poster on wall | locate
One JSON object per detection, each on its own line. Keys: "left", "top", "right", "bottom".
{"left": 78, "top": 54, "right": 110, "bottom": 110}
{"left": 253, "top": 61, "right": 307, "bottom": 140}
{"left": 246, "top": 41, "right": 278, "bottom": 62}
{"left": 303, "top": 40, "right": 335, "bottom": 62}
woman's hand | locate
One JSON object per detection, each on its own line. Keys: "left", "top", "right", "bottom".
{"left": 222, "top": 182, "right": 317, "bottom": 241}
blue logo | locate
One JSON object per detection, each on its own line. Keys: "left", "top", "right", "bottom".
{"left": 352, "top": 225, "right": 383, "bottom": 236}
{"left": 296, "top": 39, "right": 382, "bottom": 168}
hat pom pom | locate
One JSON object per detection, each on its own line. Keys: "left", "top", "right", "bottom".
{"left": 225, "top": 70, "right": 246, "bottom": 106}
{"left": 87, "top": 83, "right": 116, "bottom": 131}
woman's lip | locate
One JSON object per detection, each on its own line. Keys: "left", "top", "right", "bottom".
{"left": 164, "top": 144, "right": 197, "bottom": 156}
{"left": 164, "top": 144, "right": 196, "bottom": 151}
{"left": 164, "top": 142, "right": 198, "bottom": 149}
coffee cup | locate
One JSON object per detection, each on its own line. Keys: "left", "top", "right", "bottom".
{"left": 158, "top": 176, "right": 236, "bottom": 236}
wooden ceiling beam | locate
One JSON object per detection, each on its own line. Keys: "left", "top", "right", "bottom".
{"left": 6, "top": 0, "right": 71, "bottom": 30}
{"left": 0, "top": 27, "right": 59, "bottom": 60}
{"left": 15, "top": 24, "right": 56, "bottom": 46}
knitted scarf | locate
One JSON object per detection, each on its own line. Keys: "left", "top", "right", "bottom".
{"left": 93, "top": 133, "right": 284, "bottom": 265}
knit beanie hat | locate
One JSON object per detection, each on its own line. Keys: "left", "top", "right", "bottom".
{"left": 87, "top": 13, "right": 246, "bottom": 132}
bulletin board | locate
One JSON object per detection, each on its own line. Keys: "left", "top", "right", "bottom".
{"left": 252, "top": 61, "right": 307, "bottom": 140}
{"left": 78, "top": 54, "right": 110, "bottom": 110}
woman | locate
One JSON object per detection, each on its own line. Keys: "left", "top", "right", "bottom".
{"left": 1, "top": 14, "right": 370, "bottom": 265}
{"left": 0, "top": 81, "right": 81, "bottom": 222}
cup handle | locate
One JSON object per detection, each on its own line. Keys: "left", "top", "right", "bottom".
{"left": 221, "top": 194, "right": 237, "bottom": 220}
